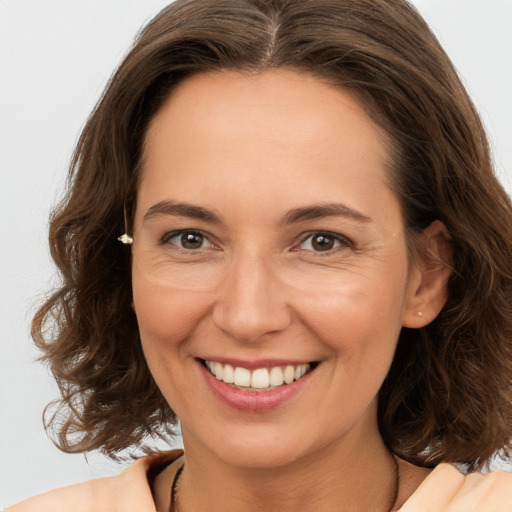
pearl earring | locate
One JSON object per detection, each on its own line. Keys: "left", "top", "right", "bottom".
{"left": 118, "top": 233, "right": 133, "bottom": 245}
{"left": 117, "top": 205, "right": 133, "bottom": 245}
{"left": 417, "top": 311, "right": 423, "bottom": 317}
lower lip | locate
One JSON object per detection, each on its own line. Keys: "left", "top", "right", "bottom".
{"left": 199, "top": 361, "right": 315, "bottom": 413}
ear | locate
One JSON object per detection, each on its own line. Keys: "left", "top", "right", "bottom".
{"left": 402, "top": 221, "right": 452, "bottom": 328}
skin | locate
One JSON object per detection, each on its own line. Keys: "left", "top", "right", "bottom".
{"left": 9, "top": 67, "right": 512, "bottom": 512}
{"left": 131, "top": 69, "right": 451, "bottom": 511}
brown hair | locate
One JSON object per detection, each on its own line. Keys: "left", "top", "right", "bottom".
{"left": 33, "top": 0, "right": 512, "bottom": 469}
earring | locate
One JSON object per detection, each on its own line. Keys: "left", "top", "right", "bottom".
{"left": 117, "top": 205, "right": 133, "bottom": 245}
{"left": 417, "top": 311, "right": 423, "bottom": 317}
{"left": 118, "top": 233, "right": 133, "bottom": 245}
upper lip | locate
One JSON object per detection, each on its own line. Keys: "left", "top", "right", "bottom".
{"left": 197, "top": 356, "right": 316, "bottom": 370}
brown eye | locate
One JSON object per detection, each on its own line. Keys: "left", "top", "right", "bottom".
{"left": 311, "top": 234, "right": 335, "bottom": 251}
{"left": 181, "top": 232, "right": 204, "bottom": 249}
{"left": 298, "top": 232, "right": 352, "bottom": 253}
{"left": 163, "top": 230, "right": 211, "bottom": 250}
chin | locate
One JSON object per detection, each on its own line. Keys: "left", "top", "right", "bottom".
{"left": 183, "top": 419, "right": 332, "bottom": 471}
{"left": 215, "top": 439, "right": 311, "bottom": 470}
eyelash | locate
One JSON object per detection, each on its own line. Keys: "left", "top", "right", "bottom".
{"left": 160, "top": 229, "right": 354, "bottom": 254}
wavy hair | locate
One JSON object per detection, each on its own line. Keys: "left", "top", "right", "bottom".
{"left": 33, "top": 0, "right": 512, "bottom": 469}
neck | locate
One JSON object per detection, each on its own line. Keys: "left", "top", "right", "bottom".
{"left": 177, "top": 426, "right": 398, "bottom": 512}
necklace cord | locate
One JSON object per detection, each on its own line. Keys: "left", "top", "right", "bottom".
{"left": 171, "top": 464, "right": 184, "bottom": 512}
{"left": 388, "top": 454, "right": 400, "bottom": 512}
{"left": 171, "top": 454, "right": 400, "bottom": 512}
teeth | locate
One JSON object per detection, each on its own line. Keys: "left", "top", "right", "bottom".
{"left": 283, "top": 365, "right": 295, "bottom": 384}
{"left": 269, "top": 367, "right": 284, "bottom": 386}
{"left": 223, "top": 364, "right": 234, "bottom": 384}
{"left": 205, "top": 360, "right": 311, "bottom": 390}
{"left": 251, "top": 368, "right": 270, "bottom": 388}
{"left": 214, "top": 362, "right": 223, "bottom": 380}
{"left": 234, "top": 367, "right": 251, "bottom": 387}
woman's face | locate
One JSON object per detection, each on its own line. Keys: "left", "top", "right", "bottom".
{"left": 132, "top": 69, "right": 421, "bottom": 468}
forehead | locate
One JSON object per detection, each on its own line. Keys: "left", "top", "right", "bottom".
{"left": 137, "top": 69, "right": 397, "bottom": 227}
{"left": 142, "top": 68, "right": 390, "bottom": 164}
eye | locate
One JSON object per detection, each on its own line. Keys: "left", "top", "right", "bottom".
{"left": 162, "top": 230, "right": 213, "bottom": 250}
{"left": 297, "top": 232, "right": 352, "bottom": 252}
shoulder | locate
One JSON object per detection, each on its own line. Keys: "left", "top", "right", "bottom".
{"left": 5, "top": 450, "right": 184, "bottom": 512}
{"left": 399, "top": 462, "right": 512, "bottom": 511}
{"left": 5, "top": 478, "right": 115, "bottom": 512}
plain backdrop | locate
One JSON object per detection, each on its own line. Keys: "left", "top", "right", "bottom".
{"left": 1, "top": 0, "right": 511, "bottom": 506}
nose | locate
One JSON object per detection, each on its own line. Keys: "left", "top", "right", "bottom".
{"left": 212, "top": 252, "right": 292, "bottom": 343}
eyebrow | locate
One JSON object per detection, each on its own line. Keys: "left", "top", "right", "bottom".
{"left": 143, "top": 200, "right": 221, "bottom": 223}
{"left": 280, "top": 203, "right": 372, "bottom": 225}
{"left": 143, "top": 200, "right": 372, "bottom": 225}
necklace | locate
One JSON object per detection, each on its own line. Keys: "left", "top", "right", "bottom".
{"left": 171, "top": 464, "right": 184, "bottom": 512}
{"left": 388, "top": 454, "right": 400, "bottom": 512}
{"left": 171, "top": 454, "right": 400, "bottom": 512}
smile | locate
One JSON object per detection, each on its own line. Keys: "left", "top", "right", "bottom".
{"left": 203, "top": 360, "right": 313, "bottom": 391}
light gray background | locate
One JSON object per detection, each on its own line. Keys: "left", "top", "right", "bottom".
{"left": 1, "top": 0, "right": 511, "bottom": 506}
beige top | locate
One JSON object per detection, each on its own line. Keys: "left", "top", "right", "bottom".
{"left": 8, "top": 451, "right": 501, "bottom": 511}
{"left": 6, "top": 450, "right": 184, "bottom": 512}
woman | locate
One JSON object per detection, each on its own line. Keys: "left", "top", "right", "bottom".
{"left": 7, "top": 0, "right": 512, "bottom": 510}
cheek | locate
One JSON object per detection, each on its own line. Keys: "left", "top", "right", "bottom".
{"left": 290, "top": 276, "right": 408, "bottom": 423}
{"left": 132, "top": 276, "right": 212, "bottom": 352}
{"left": 132, "top": 278, "right": 215, "bottom": 416}
{"left": 287, "top": 266, "right": 408, "bottom": 358}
